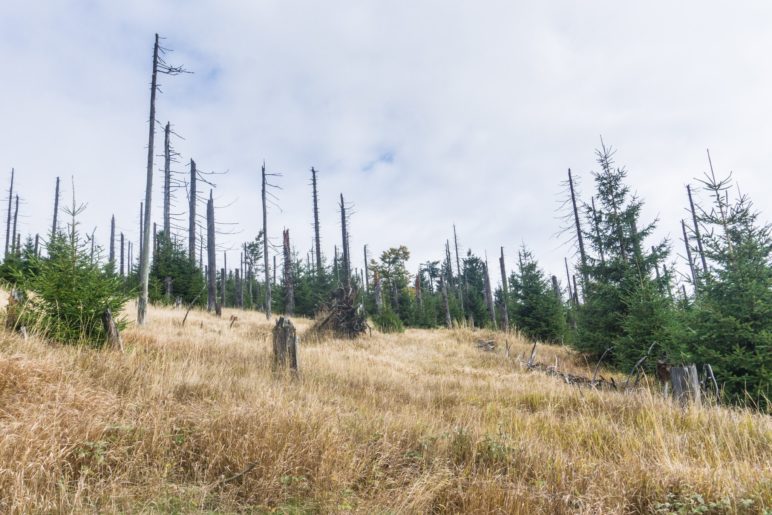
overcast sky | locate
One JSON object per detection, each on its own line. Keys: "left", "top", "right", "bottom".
{"left": 0, "top": 1, "right": 770, "bottom": 288}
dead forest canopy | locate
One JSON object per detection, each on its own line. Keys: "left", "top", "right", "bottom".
{"left": 0, "top": 34, "right": 769, "bottom": 412}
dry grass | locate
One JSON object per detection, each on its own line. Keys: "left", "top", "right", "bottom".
{"left": 0, "top": 301, "right": 770, "bottom": 514}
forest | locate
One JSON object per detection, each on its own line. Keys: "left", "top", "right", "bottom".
{"left": 0, "top": 33, "right": 769, "bottom": 413}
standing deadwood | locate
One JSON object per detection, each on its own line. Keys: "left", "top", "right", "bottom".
{"left": 363, "top": 245, "right": 370, "bottom": 293}
{"left": 206, "top": 190, "right": 218, "bottom": 313}
{"left": 283, "top": 229, "right": 295, "bottom": 315}
{"left": 333, "top": 245, "right": 339, "bottom": 284}
{"left": 311, "top": 167, "right": 323, "bottom": 275}
{"left": 273, "top": 255, "right": 277, "bottom": 286}
{"left": 415, "top": 271, "right": 423, "bottom": 309}
{"left": 686, "top": 184, "right": 708, "bottom": 274}
{"left": 568, "top": 169, "right": 588, "bottom": 280}
{"left": 453, "top": 224, "right": 462, "bottom": 279}
{"left": 11, "top": 195, "right": 19, "bottom": 255}
{"left": 221, "top": 267, "right": 226, "bottom": 309}
{"left": 564, "top": 258, "right": 574, "bottom": 305}
{"left": 440, "top": 275, "right": 452, "bottom": 329}
{"left": 4, "top": 168, "right": 13, "bottom": 258}
{"left": 483, "top": 260, "right": 497, "bottom": 329}
{"left": 138, "top": 34, "right": 160, "bottom": 326}
{"left": 261, "top": 162, "right": 272, "bottom": 319}
{"left": 163, "top": 121, "right": 172, "bottom": 238}
{"left": 452, "top": 227, "right": 467, "bottom": 314}
{"left": 272, "top": 316, "right": 299, "bottom": 374}
{"left": 51, "top": 176, "right": 60, "bottom": 238}
{"left": 670, "top": 364, "right": 701, "bottom": 407}
{"left": 109, "top": 215, "right": 116, "bottom": 266}
{"left": 498, "top": 246, "right": 510, "bottom": 332}
{"left": 139, "top": 202, "right": 144, "bottom": 259}
{"left": 34, "top": 234, "right": 39, "bottom": 257}
{"left": 15, "top": 233, "right": 20, "bottom": 255}
{"left": 339, "top": 194, "right": 351, "bottom": 290}
{"left": 101, "top": 308, "right": 123, "bottom": 352}
{"left": 189, "top": 159, "right": 197, "bottom": 261}
{"left": 120, "top": 233, "right": 125, "bottom": 276}
{"left": 590, "top": 196, "right": 605, "bottom": 265}
{"left": 681, "top": 219, "right": 698, "bottom": 290}
{"left": 572, "top": 274, "right": 580, "bottom": 304}
{"left": 551, "top": 275, "right": 561, "bottom": 300}
{"left": 374, "top": 269, "right": 383, "bottom": 314}
{"left": 235, "top": 268, "right": 242, "bottom": 308}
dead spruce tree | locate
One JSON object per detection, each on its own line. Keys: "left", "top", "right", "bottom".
{"left": 4, "top": 168, "right": 14, "bottom": 258}
{"left": 51, "top": 176, "right": 60, "bottom": 238}
{"left": 499, "top": 246, "right": 510, "bottom": 332}
{"left": 109, "top": 215, "right": 116, "bottom": 267}
{"left": 188, "top": 159, "right": 197, "bottom": 262}
{"left": 283, "top": 229, "right": 295, "bottom": 315}
{"left": 311, "top": 167, "right": 323, "bottom": 275}
{"left": 206, "top": 190, "right": 218, "bottom": 313}
{"left": 138, "top": 33, "right": 188, "bottom": 325}
{"left": 262, "top": 162, "right": 271, "bottom": 319}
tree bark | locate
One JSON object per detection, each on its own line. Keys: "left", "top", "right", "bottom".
{"left": 262, "top": 163, "right": 271, "bottom": 319}
{"left": 283, "top": 229, "right": 294, "bottom": 315}
{"left": 189, "top": 159, "right": 197, "bottom": 262}
{"left": 138, "top": 33, "right": 159, "bottom": 326}
{"left": 311, "top": 167, "right": 323, "bottom": 275}
{"left": 339, "top": 194, "right": 351, "bottom": 290}
{"left": 483, "top": 260, "right": 497, "bottom": 329}
{"left": 206, "top": 190, "right": 217, "bottom": 313}
{"left": 11, "top": 195, "right": 19, "bottom": 255}
{"left": 109, "top": 215, "right": 116, "bottom": 266}
{"left": 686, "top": 184, "right": 708, "bottom": 274}
{"left": 498, "top": 246, "right": 510, "bottom": 332}
{"left": 568, "top": 169, "right": 588, "bottom": 281}
{"left": 163, "top": 121, "right": 171, "bottom": 238}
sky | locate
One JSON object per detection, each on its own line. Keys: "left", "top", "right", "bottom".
{"left": 0, "top": 1, "right": 770, "bottom": 289}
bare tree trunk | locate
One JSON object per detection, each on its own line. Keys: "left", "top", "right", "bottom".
{"left": 498, "top": 246, "right": 510, "bottom": 332}
{"left": 102, "top": 308, "right": 124, "bottom": 352}
{"left": 120, "top": 233, "right": 125, "bottom": 276}
{"left": 207, "top": 190, "right": 217, "bottom": 312}
{"left": 189, "top": 159, "right": 197, "bottom": 262}
{"left": 4, "top": 168, "right": 13, "bottom": 258}
{"left": 163, "top": 121, "right": 171, "bottom": 238}
{"left": 138, "top": 33, "right": 160, "bottom": 325}
{"left": 564, "top": 257, "right": 574, "bottom": 306}
{"left": 339, "top": 194, "right": 351, "bottom": 291}
{"left": 440, "top": 275, "right": 452, "bottom": 329}
{"left": 568, "top": 169, "right": 588, "bottom": 281}
{"left": 483, "top": 260, "right": 497, "bottom": 329}
{"left": 686, "top": 184, "right": 707, "bottom": 274}
{"left": 311, "top": 167, "right": 323, "bottom": 275}
{"left": 109, "top": 215, "right": 115, "bottom": 266}
{"left": 34, "top": 234, "right": 39, "bottom": 257}
{"left": 11, "top": 195, "right": 19, "bottom": 255}
{"left": 51, "top": 175, "right": 60, "bottom": 239}
{"left": 262, "top": 163, "right": 271, "bottom": 319}
{"left": 374, "top": 270, "right": 383, "bottom": 314}
{"left": 681, "top": 219, "right": 698, "bottom": 291}
{"left": 273, "top": 316, "right": 299, "bottom": 374}
{"left": 221, "top": 267, "right": 226, "bottom": 309}
{"left": 551, "top": 275, "right": 561, "bottom": 300}
{"left": 363, "top": 245, "right": 370, "bottom": 293}
{"left": 139, "top": 202, "right": 143, "bottom": 259}
{"left": 591, "top": 196, "right": 604, "bottom": 265}
{"left": 283, "top": 229, "right": 294, "bottom": 315}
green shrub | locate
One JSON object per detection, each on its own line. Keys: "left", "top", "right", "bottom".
{"left": 15, "top": 233, "right": 131, "bottom": 346}
{"left": 371, "top": 308, "right": 404, "bottom": 333}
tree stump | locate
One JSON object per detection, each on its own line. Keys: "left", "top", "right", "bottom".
{"left": 102, "top": 308, "right": 123, "bottom": 352}
{"left": 273, "top": 316, "right": 299, "bottom": 374}
{"left": 670, "top": 364, "right": 701, "bottom": 406}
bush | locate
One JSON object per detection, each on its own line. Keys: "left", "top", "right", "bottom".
{"left": 371, "top": 308, "right": 404, "bottom": 333}
{"left": 15, "top": 233, "right": 131, "bottom": 346}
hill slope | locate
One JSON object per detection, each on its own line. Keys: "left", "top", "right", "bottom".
{"left": 0, "top": 303, "right": 770, "bottom": 513}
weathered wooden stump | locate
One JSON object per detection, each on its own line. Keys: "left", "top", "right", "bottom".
{"left": 102, "top": 307, "right": 124, "bottom": 352}
{"left": 670, "top": 364, "right": 701, "bottom": 406}
{"left": 272, "top": 316, "right": 299, "bottom": 374}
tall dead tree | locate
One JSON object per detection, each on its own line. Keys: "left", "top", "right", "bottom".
{"left": 206, "top": 190, "right": 217, "bottom": 312}
{"left": 686, "top": 184, "right": 707, "bottom": 274}
{"left": 51, "top": 176, "right": 60, "bottom": 238}
{"left": 5, "top": 168, "right": 14, "bottom": 258}
{"left": 283, "top": 229, "right": 294, "bottom": 315}
{"left": 374, "top": 269, "right": 383, "bottom": 314}
{"left": 163, "top": 121, "right": 172, "bottom": 238}
{"left": 339, "top": 194, "right": 351, "bottom": 291}
{"left": 188, "top": 159, "right": 196, "bottom": 261}
{"left": 363, "top": 245, "right": 370, "bottom": 293}
{"left": 440, "top": 275, "right": 452, "bottom": 329}
{"left": 568, "top": 169, "right": 588, "bottom": 280}
{"left": 483, "top": 259, "right": 497, "bottom": 329}
{"left": 11, "top": 195, "right": 19, "bottom": 255}
{"left": 139, "top": 33, "right": 188, "bottom": 325}
{"left": 120, "top": 233, "right": 125, "bottom": 276}
{"left": 109, "top": 215, "right": 116, "bottom": 266}
{"left": 681, "top": 219, "right": 698, "bottom": 290}
{"left": 564, "top": 257, "right": 574, "bottom": 305}
{"left": 262, "top": 162, "right": 271, "bottom": 319}
{"left": 452, "top": 226, "right": 466, "bottom": 315}
{"left": 311, "top": 167, "right": 323, "bottom": 275}
{"left": 139, "top": 202, "right": 144, "bottom": 259}
{"left": 498, "top": 246, "right": 510, "bottom": 332}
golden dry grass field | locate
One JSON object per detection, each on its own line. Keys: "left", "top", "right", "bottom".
{"left": 0, "top": 302, "right": 770, "bottom": 514}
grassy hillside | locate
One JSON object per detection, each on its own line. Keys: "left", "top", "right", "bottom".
{"left": 0, "top": 302, "right": 770, "bottom": 514}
